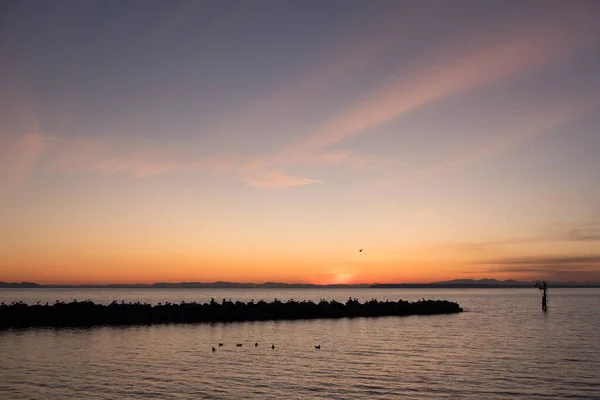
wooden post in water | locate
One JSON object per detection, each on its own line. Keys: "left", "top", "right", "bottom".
{"left": 535, "top": 281, "right": 548, "bottom": 312}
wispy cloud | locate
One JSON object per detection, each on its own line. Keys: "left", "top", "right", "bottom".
{"left": 34, "top": 134, "right": 343, "bottom": 189}
{"left": 26, "top": 25, "right": 395, "bottom": 190}
{"left": 470, "top": 253, "right": 600, "bottom": 281}
{"left": 0, "top": 65, "right": 45, "bottom": 189}
{"left": 5, "top": 14, "right": 594, "bottom": 191}
{"left": 40, "top": 134, "right": 365, "bottom": 186}
{"left": 558, "top": 227, "right": 600, "bottom": 242}
{"left": 39, "top": 134, "right": 243, "bottom": 178}
{"left": 414, "top": 103, "right": 588, "bottom": 180}
{"left": 239, "top": 16, "right": 593, "bottom": 187}
{"left": 408, "top": 207, "right": 437, "bottom": 218}
{"left": 209, "top": 7, "right": 396, "bottom": 139}
{"left": 478, "top": 255, "right": 600, "bottom": 265}
{"left": 277, "top": 17, "right": 592, "bottom": 160}
{"left": 239, "top": 148, "right": 385, "bottom": 188}
{"left": 242, "top": 171, "right": 322, "bottom": 189}
{"left": 543, "top": 212, "right": 600, "bottom": 242}
{"left": 430, "top": 222, "right": 600, "bottom": 255}
{"left": 0, "top": 133, "right": 45, "bottom": 187}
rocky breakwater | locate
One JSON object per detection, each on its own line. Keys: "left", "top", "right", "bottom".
{"left": 0, "top": 298, "right": 463, "bottom": 329}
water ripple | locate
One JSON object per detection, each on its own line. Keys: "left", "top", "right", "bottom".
{"left": 1, "top": 288, "right": 600, "bottom": 399}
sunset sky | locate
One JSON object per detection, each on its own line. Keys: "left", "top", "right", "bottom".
{"left": 1, "top": 0, "right": 600, "bottom": 284}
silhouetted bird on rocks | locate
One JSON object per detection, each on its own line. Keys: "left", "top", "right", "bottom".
{"left": 255, "top": 342, "right": 258, "bottom": 347}
{"left": 218, "top": 343, "right": 223, "bottom": 347}
{"left": 271, "top": 344, "right": 275, "bottom": 350}
{"left": 236, "top": 343, "right": 243, "bottom": 347}
{"left": 212, "top": 347, "right": 215, "bottom": 352}
{"left": 315, "top": 345, "right": 321, "bottom": 349}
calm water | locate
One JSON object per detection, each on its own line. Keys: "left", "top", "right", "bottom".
{"left": 1, "top": 288, "right": 599, "bottom": 399}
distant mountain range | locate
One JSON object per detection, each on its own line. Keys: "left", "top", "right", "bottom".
{"left": 0, "top": 281, "right": 370, "bottom": 289}
{"left": 372, "top": 279, "right": 600, "bottom": 288}
{"left": 1, "top": 279, "right": 599, "bottom": 289}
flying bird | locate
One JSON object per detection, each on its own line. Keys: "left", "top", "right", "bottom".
{"left": 359, "top": 249, "right": 363, "bottom": 252}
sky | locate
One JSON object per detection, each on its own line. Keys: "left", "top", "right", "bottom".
{"left": 1, "top": 0, "right": 600, "bottom": 285}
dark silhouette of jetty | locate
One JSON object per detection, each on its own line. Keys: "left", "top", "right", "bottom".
{"left": 0, "top": 298, "right": 463, "bottom": 330}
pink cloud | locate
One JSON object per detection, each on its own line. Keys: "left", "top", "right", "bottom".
{"left": 235, "top": 19, "right": 593, "bottom": 187}
{"left": 278, "top": 18, "right": 592, "bottom": 160}
{"left": 409, "top": 207, "right": 437, "bottom": 218}
{"left": 0, "top": 133, "right": 45, "bottom": 186}
{"left": 40, "top": 135, "right": 326, "bottom": 189}
{"left": 414, "top": 101, "right": 589, "bottom": 179}
{"left": 242, "top": 171, "right": 322, "bottom": 189}
{"left": 7, "top": 16, "right": 592, "bottom": 191}
{"left": 43, "top": 135, "right": 242, "bottom": 178}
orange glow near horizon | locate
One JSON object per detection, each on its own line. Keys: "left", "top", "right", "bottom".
{"left": 2, "top": 3, "right": 600, "bottom": 285}
{"left": 3, "top": 238, "right": 593, "bottom": 284}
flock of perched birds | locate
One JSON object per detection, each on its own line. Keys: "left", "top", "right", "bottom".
{"left": 211, "top": 343, "right": 321, "bottom": 352}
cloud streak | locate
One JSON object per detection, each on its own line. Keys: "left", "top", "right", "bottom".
{"left": 278, "top": 17, "right": 593, "bottom": 160}
{"left": 242, "top": 171, "right": 322, "bottom": 189}
{"left": 0, "top": 133, "right": 45, "bottom": 187}
{"left": 31, "top": 134, "right": 332, "bottom": 188}
{"left": 471, "top": 253, "right": 600, "bottom": 281}
{"left": 239, "top": 15, "right": 594, "bottom": 187}
{"left": 544, "top": 212, "right": 600, "bottom": 242}
{"left": 478, "top": 255, "right": 600, "bottom": 265}
{"left": 43, "top": 135, "right": 243, "bottom": 178}
{"left": 432, "top": 217, "right": 600, "bottom": 256}
{"left": 414, "top": 102, "right": 588, "bottom": 180}
{"left": 230, "top": 18, "right": 593, "bottom": 187}
{"left": 4, "top": 14, "right": 595, "bottom": 191}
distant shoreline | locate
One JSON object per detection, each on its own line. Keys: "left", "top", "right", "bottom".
{"left": 370, "top": 283, "right": 600, "bottom": 289}
{"left": 1, "top": 280, "right": 599, "bottom": 289}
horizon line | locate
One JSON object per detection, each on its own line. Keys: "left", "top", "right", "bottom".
{"left": 2, "top": 278, "right": 600, "bottom": 288}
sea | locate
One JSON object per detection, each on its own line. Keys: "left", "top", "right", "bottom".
{"left": 0, "top": 288, "right": 599, "bottom": 399}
